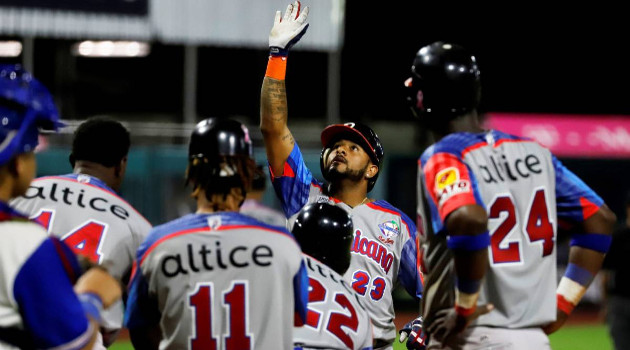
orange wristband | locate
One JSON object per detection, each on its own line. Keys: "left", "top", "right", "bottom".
{"left": 265, "top": 55, "right": 287, "bottom": 80}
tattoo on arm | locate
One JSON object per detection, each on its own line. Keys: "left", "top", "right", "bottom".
{"left": 281, "top": 132, "right": 294, "bottom": 146}
{"left": 262, "top": 78, "right": 288, "bottom": 124}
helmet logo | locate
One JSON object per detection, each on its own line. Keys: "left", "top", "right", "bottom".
{"left": 241, "top": 125, "right": 251, "bottom": 143}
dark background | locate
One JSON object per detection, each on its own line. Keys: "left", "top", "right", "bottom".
{"left": 1, "top": 0, "right": 148, "bottom": 15}
{"left": 2, "top": 2, "right": 628, "bottom": 123}
{"left": 2, "top": 1, "right": 629, "bottom": 221}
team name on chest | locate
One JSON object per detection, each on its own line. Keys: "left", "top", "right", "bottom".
{"left": 160, "top": 242, "right": 273, "bottom": 277}
{"left": 350, "top": 230, "right": 394, "bottom": 274}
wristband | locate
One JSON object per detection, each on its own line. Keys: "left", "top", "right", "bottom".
{"left": 564, "top": 263, "right": 595, "bottom": 286}
{"left": 456, "top": 277, "right": 482, "bottom": 294}
{"left": 455, "top": 288, "right": 479, "bottom": 317}
{"left": 556, "top": 276, "right": 587, "bottom": 315}
{"left": 78, "top": 292, "right": 104, "bottom": 323}
{"left": 569, "top": 233, "right": 612, "bottom": 253}
{"left": 447, "top": 232, "right": 490, "bottom": 251}
{"left": 265, "top": 55, "right": 287, "bottom": 80}
{"left": 556, "top": 263, "right": 594, "bottom": 314}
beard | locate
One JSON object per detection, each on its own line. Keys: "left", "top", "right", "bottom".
{"left": 325, "top": 161, "right": 368, "bottom": 183}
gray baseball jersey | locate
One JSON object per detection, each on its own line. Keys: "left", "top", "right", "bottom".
{"left": 294, "top": 255, "right": 373, "bottom": 350}
{"left": 9, "top": 173, "right": 152, "bottom": 333}
{"left": 124, "top": 211, "right": 309, "bottom": 350}
{"left": 418, "top": 130, "right": 605, "bottom": 328}
{"left": 270, "top": 143, "right": 423, "bottom": 344}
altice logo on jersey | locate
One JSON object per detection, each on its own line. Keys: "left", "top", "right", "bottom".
{"left": 477, "top": 153, "right": 542, "bottom": 184}
{"left": 24, "top": 183, "right": 130, "bottom": 220}
{"left": 350, "top": 230, "right": 394, "bottom": 274}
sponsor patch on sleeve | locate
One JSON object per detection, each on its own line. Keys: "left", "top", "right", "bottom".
{"left": 423, "top": 153, "right": 476, "bottom": 220}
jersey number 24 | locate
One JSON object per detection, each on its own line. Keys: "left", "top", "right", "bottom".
{"left": 488, "top": 188, "right": 554, "bottom": 264}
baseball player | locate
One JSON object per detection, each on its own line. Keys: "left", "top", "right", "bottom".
{"left": 124, "top": 118, "right": 309, "bottom": 349}
{"left": 292, "top": 203, "right": 373, "bottom": 350}
{"left": 407, "top": 41, "right": 616, "bottom": 349}
{"left": 261, "top": 3, "right": 423, "bottom": 348}
{"left": 10, "top": 117, "right": 152, "bottom": 346}
{"left": 0, "top": 64, "right": 122, "bottom": 350}
{"left": 239, "top": 164, "right": 287, "bottom": 227}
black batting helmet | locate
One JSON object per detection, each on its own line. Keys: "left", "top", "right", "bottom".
{"left": 405, "top": 41, "right": 481, "bottom": 123}
{"left": 292, "top": 203, "right": 354, "bottom": 275}
{"left": 186, "top": 118, "right": 255, "bottom": 201}
{"left": 320, "top": 122, "right": 384, "bottom": 192}
{"left": 189, "top": 118, "right": 252, "bottom": 160}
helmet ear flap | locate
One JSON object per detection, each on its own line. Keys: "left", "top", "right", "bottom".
{"left": 319, "top": 146, "right": 332, "bottom": 181}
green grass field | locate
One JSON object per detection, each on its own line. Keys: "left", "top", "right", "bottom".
{"left": 109, "top": 324, "right": 613, "bottom": 349}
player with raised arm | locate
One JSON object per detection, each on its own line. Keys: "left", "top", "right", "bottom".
{"left": 124, "top": 118, "right": 309, "bottom": 349}
{"left": 0, "top": 64, "right": 122, "bottom": 350}
{"left": 261, "top": 3, "right": 423, "bottom": 348}
{"left": 11, "top": 117, "right": 152, "bottom": 346}
{"left": 407, "top": 41, "right": 616, "bottom": 349}
{"left": 292, "top": 203, "right": 373, "bottom": 350}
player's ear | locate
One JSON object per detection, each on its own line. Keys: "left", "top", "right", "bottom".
{"left": 365, "top": 163, "right": 378, "bottom": 179}
{"left": 115, "top": 156, "right": 128, "bottom": 178}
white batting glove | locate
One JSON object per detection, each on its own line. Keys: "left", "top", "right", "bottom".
{"left": 269, "top": 1, "right": 309, "bottom": 56}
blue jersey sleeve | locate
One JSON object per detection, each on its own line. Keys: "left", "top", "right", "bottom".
{"left": 124, "top": 261, "right": 160, "bottom": 330}
{"left": 397, "top": 212, "right": 423, "bottom": 299}
{"left": 270, "top": 143, "right": 319, "bottom": 217}
{"left": 293, "top": 259, "right": 309, "bottom": 326}
{"left": 13, "top": 237, "right": 92, "bottom": 349}
{"left": 553, "top": 156, "right": 604, "bottom": 222}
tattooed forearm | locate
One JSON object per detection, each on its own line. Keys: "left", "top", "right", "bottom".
{"left": 281, "top": 132, "right": 294, "bottom": 145}
{"left": 261, "top": 78, "right": 288, "bottom": 124}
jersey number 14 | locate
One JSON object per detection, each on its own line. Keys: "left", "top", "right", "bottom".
{"left": 31, "top": 209, "right": 108, "bottom": 263}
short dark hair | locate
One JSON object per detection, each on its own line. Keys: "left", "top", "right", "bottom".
{"left": 70, "top": 118, "right": 130, "bottom": 168}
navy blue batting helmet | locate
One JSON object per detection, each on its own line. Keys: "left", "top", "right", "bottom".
{"left": 0, "top": 64, "right": 63, "bottom": 165}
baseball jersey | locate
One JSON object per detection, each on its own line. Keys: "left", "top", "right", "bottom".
{"left": 294, "top": 255, "right": 373, "bottom": 350}
{"left": 10, "top": 173, "right": 152, "bottom": 334}
{"left": 0, "top": 201, "right": 94, "bottom": 350}
{"left": 271, "top": 142, "right": 423, "bottom": 344}
{"left": 124, "top": 211, "right": 309, "bottom": 350}
{"left": 240, "top": 199, "right": 287, "bottom": 227}
{"left": 417, "top": 130, "right": 604, "bottom": 328}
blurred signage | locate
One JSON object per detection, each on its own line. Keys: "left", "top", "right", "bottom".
{"left": 485, "top": 113, "right": 630, "bottom": 158}
{"left": 1, "top": 0, "right": 147, "bottom": 15}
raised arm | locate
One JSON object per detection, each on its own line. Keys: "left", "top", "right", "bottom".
{"left": 260, "top": 1, "right": 309, "bottom": 175}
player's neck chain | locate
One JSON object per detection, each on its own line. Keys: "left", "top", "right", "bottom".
{"left": 360, "top": 197, "right": 368, "bottom": 205}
